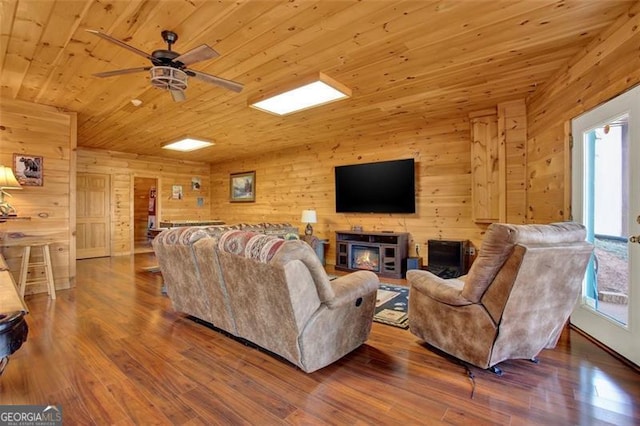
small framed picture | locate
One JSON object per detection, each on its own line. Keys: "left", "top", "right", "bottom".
{"left": 230, "top": 171, "right": 255, "bottom": 202}
{"left": 13, "top": 154, "right": 43, "bottom": 186}
{"left": 191, "top": 177, "right": 201, "bottom": 191}
{"left": 172, "top": 185, "right": 183, "bottom": 200}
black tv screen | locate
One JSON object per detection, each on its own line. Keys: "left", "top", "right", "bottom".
{"left": 335, "top": 159, "right": 416, "bottom": 214}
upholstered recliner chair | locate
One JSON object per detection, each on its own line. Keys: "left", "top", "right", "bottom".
{"left": 406, "top": 222, "right": 593, "bottom": 373}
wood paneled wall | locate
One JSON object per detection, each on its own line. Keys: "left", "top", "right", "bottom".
{"left": 0, "top": 1, "right": 633, "bottom": 293}
{"left": 469, "top": 100, "right": 528, "bottom": 225}
{"left": 0, "top": 99, "right": 76, "bottom": 294}
{"left": 500, "top": 99, "right": 528, "bottom": 224}
{"left": 469, "top": 109, "right": 500, "bottom": 223}
{"left": 209, "top": 115, "right": 492, "bottom": 266}
{"left": 527, "top": 3, "right": 640, "bottom": 223}
{"left": 77, "top": 149, "right": 212, "bottom": 255}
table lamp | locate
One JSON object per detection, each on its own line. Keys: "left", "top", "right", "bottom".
{"left": 0, "top": 166, "right": 22, "bottom": 217}
{"left": 301, "top": 209, "right": 317, "bottom": 236}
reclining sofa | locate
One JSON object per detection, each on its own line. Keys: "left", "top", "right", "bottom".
{"left": 152, "top": 224, "right": 379, "bottom": 373}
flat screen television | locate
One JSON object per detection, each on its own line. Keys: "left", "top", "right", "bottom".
{"left": 335, "top": 158, "right": 416, "bottom": 213}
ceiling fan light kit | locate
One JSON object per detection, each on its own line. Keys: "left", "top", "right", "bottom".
{"left": 150, "top": 66, "right": 188, "bottom": 91}
{"left": 86, "top": 29, "right": 349, "bottom": 113}
{"left": 86, "top": 29, "right": 243, "bottom": 101}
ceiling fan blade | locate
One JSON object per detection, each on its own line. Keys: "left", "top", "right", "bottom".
{"left": 189, "top": 70, "right": 244, "bottom": 93}
{"left": 93, "top": 67, "right": 150, "bottom": 78}
{"left": 86, "top": 29, "right": 155, "bottom": 61}
{"left": 170, "top": 89, "right": 186, "bottom": 102}
{"left": 174, "top": 44, "right": 219, "bottom": 66}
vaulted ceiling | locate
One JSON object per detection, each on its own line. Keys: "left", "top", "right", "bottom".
{"left": 1, "top": 0, "right": 634, "bottom": 163}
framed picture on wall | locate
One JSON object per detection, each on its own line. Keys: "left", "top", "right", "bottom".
{"left": 230, "top": 171, "right": 255, "bottom": 202}
{"left": 191, "top": 177, "right": 201, "bottom": 191}
{"left": 13, "top": 154, "right": 43, "bottom": 186}
{"left": 172, "top": 185, "right": 183, "bottom": 200}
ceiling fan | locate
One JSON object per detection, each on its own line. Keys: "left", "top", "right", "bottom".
{"left": 86, "top": 29, "right": 243, "bottom": 102}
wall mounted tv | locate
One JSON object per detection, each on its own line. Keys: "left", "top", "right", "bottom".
{"left": 335, "top": 158, "right": 416, "bottom": 214}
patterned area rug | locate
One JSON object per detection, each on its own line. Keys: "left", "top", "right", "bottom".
{"left": 374, "top": 284, "right": 409, "bottom": 329}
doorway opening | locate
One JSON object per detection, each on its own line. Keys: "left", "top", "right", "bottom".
{"left": 134, "top": 177, "right": 158, "bottom": 254}
{"left": 570, "top": 83, "right": 639, "bottom": 366}
{"left": 584, "top": 117, "right": 629, "bottom": 325}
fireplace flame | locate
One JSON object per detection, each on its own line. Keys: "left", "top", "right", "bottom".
{"left": 354, "top": 248, "right": 379, "bottom": 271}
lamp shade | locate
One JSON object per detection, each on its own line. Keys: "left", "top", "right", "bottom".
{"left": 0, "top": 166, "right": 21, "bottom": 189}
{"left": 301, "top": 210, "right": 317, "bottom": 224}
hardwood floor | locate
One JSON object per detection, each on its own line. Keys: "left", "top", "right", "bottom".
{"left": 1, "top": 254, "right": 639, "bottom": 425}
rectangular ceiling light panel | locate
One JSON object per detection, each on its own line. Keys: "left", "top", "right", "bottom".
{"left": 162, "top": 138, "right": 214, "bottom": 152}
{"left": 250, "top": 73, "right": 351, "bottom": 116}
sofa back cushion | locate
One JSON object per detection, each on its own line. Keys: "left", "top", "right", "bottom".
{"left": 153, "top": 225, "right": 240, "bottom": 332}
{"left": 215, "top": 230, "right": 323, "bottom": 364}
{"left": 462, "top": 222, "right": 588, "bottom": 303}
{"left": 153, "top": 225, "right": 212, "bottom": 246}
{"left": 269, "top": 240, "right": 335, "bottom": 303}
{"left": 218, "top": 230, "right": 334, "bottom": 302}
{"left": 152, "top": 226, "right": 216, "bottom": 323}
{"left": 217, "top": 222, "right": 298, "bottom": 238}
{"left": 218, "top": 230, "right": 285, "bottom": 262}
{"left": 491, "top": 231, "right": 592, "bottom": 365}
{"left": 461, "top": 224, "right": 517, "bottom": 302}
{"left": 259, "top": 222, "right": 299, "bottom": 237}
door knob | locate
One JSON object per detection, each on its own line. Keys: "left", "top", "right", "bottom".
{"left": 630, "top": 235, "right": 640, "bottom": 244}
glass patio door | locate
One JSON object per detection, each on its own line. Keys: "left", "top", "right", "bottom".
{"left": 571, "top": 85, "right": 640, "bottom": 366}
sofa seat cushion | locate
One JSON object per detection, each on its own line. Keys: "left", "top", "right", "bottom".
{"left": 218, "top": 230, "right": 285, "bottom": 263}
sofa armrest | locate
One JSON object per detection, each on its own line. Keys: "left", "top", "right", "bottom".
{"left": 326, "top": 271, "right": 379, "bottom": 309}
{"left": 406, "top": 269, "right": 472, "bottom": 306}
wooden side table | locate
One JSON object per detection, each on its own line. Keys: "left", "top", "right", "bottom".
{"left": 301, "top": 235, "right": 329, "bottom": 266}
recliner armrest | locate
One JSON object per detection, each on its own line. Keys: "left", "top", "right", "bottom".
{"left": 326, "top": 271, "right": 379, "bottom": 308}
{"left": 406, "top": 270, "right": 472, "bottom": 306}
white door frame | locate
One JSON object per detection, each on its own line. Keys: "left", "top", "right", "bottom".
{"left": 571, "top": 85, "right": 640, "bottom": 366}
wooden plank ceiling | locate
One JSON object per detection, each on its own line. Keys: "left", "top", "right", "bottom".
{"left": 0, "top": 0, "right": 634, "bottom": 164}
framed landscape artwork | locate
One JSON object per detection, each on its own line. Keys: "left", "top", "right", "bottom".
{"left": 13, "top": 154, "right": 43, "bottom": 186}
{"left": 230, "top": 171, "right": 255, "bottom": 202}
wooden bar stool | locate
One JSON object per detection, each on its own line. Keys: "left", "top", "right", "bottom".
{"left": 18, "top": 243, "right": 56, "bottom": 300}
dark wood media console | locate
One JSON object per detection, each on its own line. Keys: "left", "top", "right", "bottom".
{"left": 335, "top": 231, "right": 409, "bottom": 279}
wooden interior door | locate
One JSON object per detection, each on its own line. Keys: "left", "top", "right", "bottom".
{"left": 77, "top": 173, "right": 110, "bottom": 259}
